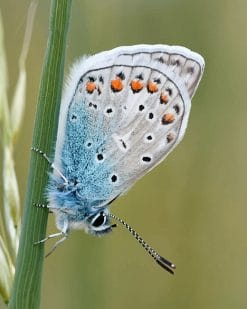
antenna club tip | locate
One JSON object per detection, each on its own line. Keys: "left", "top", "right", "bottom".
{"left": 110, "top": 213, "right": 176, "bottom": 274}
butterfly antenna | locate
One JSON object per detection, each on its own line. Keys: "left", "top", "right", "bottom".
{"left": 109, "top": 213, "right": 176, "bottom": 274}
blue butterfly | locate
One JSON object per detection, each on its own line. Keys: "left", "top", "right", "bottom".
{"left": 34, "top": 44, "right": 204, "bottom": 274}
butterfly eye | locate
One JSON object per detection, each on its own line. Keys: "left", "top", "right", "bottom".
{"left": 91, "top": 212, "right": 106, "bottom": 227}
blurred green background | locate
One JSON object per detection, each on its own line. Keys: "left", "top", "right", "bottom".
{"left": 1, "top": 0, "right": 247, "bottom": 308}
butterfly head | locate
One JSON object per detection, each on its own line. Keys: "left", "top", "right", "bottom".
{"left": 85, "top": 209, "right": 116, "bottom": 235}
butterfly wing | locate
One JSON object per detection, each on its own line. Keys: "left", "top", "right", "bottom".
{"left": 54, "top": 45, "right": 204, "bottom": 205}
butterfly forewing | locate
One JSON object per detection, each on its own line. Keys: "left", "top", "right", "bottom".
{"left": 56, "top": 45, "right": 204, "bottom": 202}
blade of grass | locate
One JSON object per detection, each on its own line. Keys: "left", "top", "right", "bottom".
{"left": 9, "top": 1, "right": 72, "bottom": 308}
{"left": 0, "top": 235, "right": 14, "bottom": 304}
{"left": 0, "top": 3, "right": 40, "bottom": 304}
{"left": 3, "top": 1, "right": 39, "bottom": 260}
{"left": 10, "top": 0, "right": 38, "bottom": 141}
{"left": 0, "top": 9, "right": 9, "bottom": 247}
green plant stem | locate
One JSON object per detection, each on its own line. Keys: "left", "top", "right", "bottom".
{"left": 9, "top": 1, "right": 72, "bottom": 308}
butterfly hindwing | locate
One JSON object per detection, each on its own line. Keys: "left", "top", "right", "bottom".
{"left": 55, "top": 45, "right": 204, "bottom": 204}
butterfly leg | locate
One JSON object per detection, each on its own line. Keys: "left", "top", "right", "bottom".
{"left": 31, "top": 146, "right": 68, "bottom": 183}
{"left": 34, "top": 231, "right": 65, "bottom": 245}
{"left": 33, "top": 202, "right": 76, "bottom": 215}
{"left": 33, "top": 202, "right": 52, "bottom": 213}
{"left": 34, "top": 214, "right": 69, "bottom": 256}
{"left": 34, "top": 231, "right": 68, "bottom": 257}
{"left": 45, "top": 235, "right": 68, "bottom": 257}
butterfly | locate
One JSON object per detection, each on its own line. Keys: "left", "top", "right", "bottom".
{"left": 33, "top": 44, "right": 204, "bottom": 274}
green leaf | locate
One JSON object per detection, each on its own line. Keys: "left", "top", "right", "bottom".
{"left": 8, "top": 1, "right": 73, "bottom": 308}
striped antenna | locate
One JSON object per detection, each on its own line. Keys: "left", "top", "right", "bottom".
{"left": 109, "top": 213, "right": 176, "bottom": 274}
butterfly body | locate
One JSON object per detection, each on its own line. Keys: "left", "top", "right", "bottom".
{"left": 45, "top": 44, "right": 204, "bottom": 239}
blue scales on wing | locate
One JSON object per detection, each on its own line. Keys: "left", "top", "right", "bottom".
{"left": 52, "top": 45, "right": 204, "bottom": 211}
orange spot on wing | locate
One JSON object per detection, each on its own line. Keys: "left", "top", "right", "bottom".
{"left": 162, "top": 113, "right": 175, "bottom": 125}
{"left": 111, "top": 78, "right": 123, "bottom": 92}
{"left": 160, "top": 93, "right": 169, "bottom": 104}
{"left": 147, "top": 81, "right": 158, "bottom": 93}
{"left": 130, "top": 80, "right": 144, "bottom": 93}
{"left": 86, "top": 81, "right": 96, "bottom": 93}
